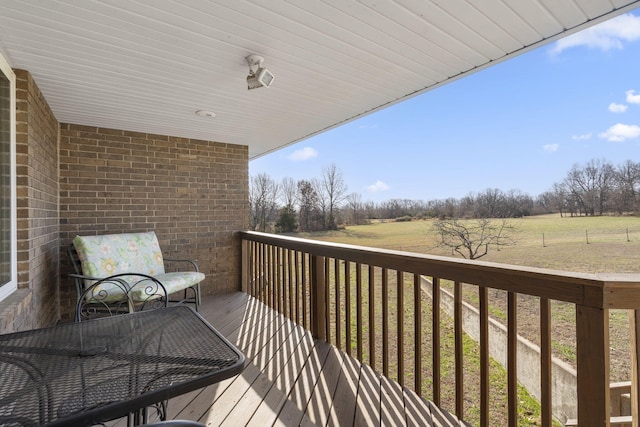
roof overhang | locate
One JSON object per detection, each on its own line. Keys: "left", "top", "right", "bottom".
{"left": 0, "top": 0, "right": 638, "bottom": 159}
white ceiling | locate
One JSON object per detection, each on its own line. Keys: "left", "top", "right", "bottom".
{"left": 0, "top": 0, "right": 638, "bottom": 159}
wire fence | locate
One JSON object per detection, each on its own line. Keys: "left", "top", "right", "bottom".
{"left": 539, "top": 226, "right": 640, "bottom": 246}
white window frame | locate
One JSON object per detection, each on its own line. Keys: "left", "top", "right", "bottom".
{"left": 0, "top": 51, "right": 16, "bottom": 302}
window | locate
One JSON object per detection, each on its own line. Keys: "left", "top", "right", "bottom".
{"left": 0, "top": 52, "right": 16, "bottom": 301}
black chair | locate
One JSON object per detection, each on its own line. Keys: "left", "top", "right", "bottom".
{"left": 74, "top": 273, "right": 169, "bottom": 425}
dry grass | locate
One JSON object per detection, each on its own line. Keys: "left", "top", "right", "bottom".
{"left": 300, "top": 214, "right": 640, "bottom": 274}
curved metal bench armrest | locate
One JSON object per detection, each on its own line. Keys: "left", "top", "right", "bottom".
{"left": 69, "top": 272, "right": 120, "bottom": 282}
{"left": 69, "top": 273, "right": 129, "bottom": 292}
{"left": 68, "top": 273, "right": 127, "bottom": 306}
{"left": 75, "top": 273, "right": 168, "bottom": 321}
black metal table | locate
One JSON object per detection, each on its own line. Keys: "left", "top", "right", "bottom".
{"left": 0, "top": 305, "right": 245, "bottom": 426}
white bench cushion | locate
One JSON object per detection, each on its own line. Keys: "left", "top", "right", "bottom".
{"left": 154, "top": 272, "right": 205, "bottom": 295}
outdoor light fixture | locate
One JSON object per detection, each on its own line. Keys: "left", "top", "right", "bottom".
{"left": 246, "top": 54, "right": 274, "bottom": 90}
{"left": 195, "top": 110, "right": 216, "bottom": 118}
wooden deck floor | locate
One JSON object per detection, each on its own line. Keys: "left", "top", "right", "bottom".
{"left": 162, "top": 292, "right": 464, "bottom": 426}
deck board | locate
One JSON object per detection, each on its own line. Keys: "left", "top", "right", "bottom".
{"left": 355, "top": 362, "right": 382, "bottom": 426}
{"left": 299, "top": 345, "right": 345, "bottom": 426}
{"left": 249, "top": 327, "right": 312, "bottom": 426}
{"left": 159, "top": 292, "right": 462, "bottom": 426}
{"left": 274, "top": 339, "right": 332, "bottom": 426}
{"left": 326, "top": 350, "right": 360, "bottom": 426}
{"left": 381, "top": 374, "right": 407, "bottom": 427}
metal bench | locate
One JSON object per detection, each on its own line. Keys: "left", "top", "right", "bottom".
{"left": 68, "top": 231, "right": 203, "bottom": 312}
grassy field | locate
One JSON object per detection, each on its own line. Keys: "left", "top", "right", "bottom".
{"left": 298, "top": 214, "right": 640, "bottom": 274}
{"left": 291, "top": 214, "right": 640, "bottom": 425}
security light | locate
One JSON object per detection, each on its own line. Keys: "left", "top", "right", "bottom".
{"left": 246, "top": 54, "right": 274, "bottom": 90}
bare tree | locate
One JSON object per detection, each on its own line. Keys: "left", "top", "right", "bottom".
{"left": 550, "top": 182, "right": 570, "bottom": 217}
{"left": 319, "top": 163, "right": 348, "bottom": 229}
{"left": 249, "top": 173, "right": 279, "bottom": 232}
{"left": 279, "top": 177, "right": 298, "bottom": 208}
{"left": 612, "top": 160, "right": 640, "bottom": 214}
{"left": 565, "top": 159, "right": 615, "bottom": 216}
{"left": 345, "top": 192, "right": 365, "bottom": 225}
{"left": 474, "top": 188, "right": 504, "bottom": 218}
{"left": 440, "top": 198, "right": 459, "bottom": 219}
{"left": 311, "top": 178, "right": 328, "bottom": 228}
{"left": 275, "top": 177, "right": 299, "bottom": 233}
{"left": 432, "top": 217, "right": 518, "bottom": 259}
{"left": 297, "top": 179, "right": 322, "bottom": 232}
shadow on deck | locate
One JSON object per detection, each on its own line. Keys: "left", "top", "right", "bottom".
{"left": 161, "top": 292, "right": 464, "bottom": 426}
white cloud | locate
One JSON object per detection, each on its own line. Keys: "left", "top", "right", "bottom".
{"left": 550, "top": 13, "right": 640, "bottom": 55}
{"left": 543, "top": 144, "right": 559, "bottom": 152}
{"left": 609, "top": 102, "right": 628, "bottom": 113}
{"left": 627, "top": 90, "right": 640, "bottom": 104}
{"left": 599, "top": 123, "right": 640, "bottom": 142}
{"left": 287, "top": 147, "right": 318, "bottom": 161}
{"left": 572, "top": 133, "right": 592, "bottom": 141}
{"left": 367, "top": 180, "right": 390, "bottom": 192}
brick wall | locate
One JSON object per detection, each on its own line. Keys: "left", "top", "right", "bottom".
{"left": 59, "top": 125, "right": 249, "bottom": 319}
{"left": 14, "top": 69, "right": 60, "bottom": 329}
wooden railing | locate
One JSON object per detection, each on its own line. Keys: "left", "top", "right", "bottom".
{"left": 239, "top": 230, "right": 640, "bottom": 427}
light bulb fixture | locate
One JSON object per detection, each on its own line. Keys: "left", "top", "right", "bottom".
{"left": 246, "top": 54, "right": 274, "bottom": 90}
{"left": 195, "top": 110, "right": 216, "bottom": 118}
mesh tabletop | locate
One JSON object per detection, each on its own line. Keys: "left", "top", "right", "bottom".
{"left": 0, "top": 305, "right": 244, "bottom": 426}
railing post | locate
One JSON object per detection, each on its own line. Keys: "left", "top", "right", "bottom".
{"left": 630, "top": 310, "right": 640, "bottom": 427}
{"left": 311, "top": 255, "right": 327, "bottom": 341}
{"left": 576, "top": 305, "right": 610, "bottom": 427}
{"left": 241, "top": 238, "right": 249, "bottom": 294}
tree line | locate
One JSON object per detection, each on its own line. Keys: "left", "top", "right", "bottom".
{"left": 249, "top": 159, "right": 640, "bottom": 233}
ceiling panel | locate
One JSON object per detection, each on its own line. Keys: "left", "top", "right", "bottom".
{"left": 0, "top": 0, "right": 637, "bottom": 158}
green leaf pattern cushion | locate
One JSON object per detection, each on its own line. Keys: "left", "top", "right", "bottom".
{"left": 73, "top": 231, "right": 205, "bottom": 301}
{"left": 73, "top": 232, "right": 166, "bottom": 278}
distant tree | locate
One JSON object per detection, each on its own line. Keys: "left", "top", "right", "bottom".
{"left": 432, "top": 217, "right": 518, "bottom": 259}
{"left": 362, "top": 200, "right": 377, "bottom": 220}
{"left": 249, "top": 173, "right": 279, "bottom": 232}
{"left": 311, "top": 178, "right": 327, "bottom": 228}
{"left": 440, "top": 198, "right": 459, "bottom": 219}
{"left": 250, "top": 157, "right": 640, "bottom": 231}
{"left": 458, "top": 194, "right": 475, "bottom": 218}
{"left": 275, "top": 204, "right": 298, "bottom": 233}
{"left": 565, "top": 159, "right": 615, "bottom": 216}
{"left": 612, "top": 160, "right": 640, "bottom": 214}
{"left": 297, "top": 179, "right": 322, "bottom": 231}
{"left": 279, "top": 177, "right": 298, "bottom": 208}
{"left": 346, "top": 192, "right": 369, "bottom": 225}
{"left": 319, "top": 163, "right": 348, "bottom": 229}
{"left": 504, "top": 189, "right": 534, "bottom": 217}
{"left": 474, "top": 188, "right": 504, "bottom": 218}
{"left": 549, "top": 182, "right": 570, "bottom": 217}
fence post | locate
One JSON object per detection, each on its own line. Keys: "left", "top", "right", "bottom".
{"left": 241, "top": 239, "right": 249, "bottom": 293}
{"left": 311, "top": 255, "right": 327, "bottom": 340}
{"left": 576, "top": 305, "right": 610, "bottom": 426}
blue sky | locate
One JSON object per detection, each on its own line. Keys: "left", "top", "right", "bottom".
{"left": 250, "top": 11, "right": 640, "bottom": 203}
